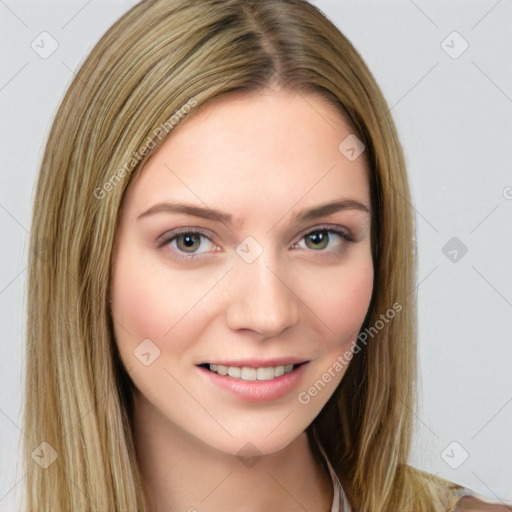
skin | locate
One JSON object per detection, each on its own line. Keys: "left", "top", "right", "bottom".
{"left": 110, "top": 87, "right": 374, "bottom": 512}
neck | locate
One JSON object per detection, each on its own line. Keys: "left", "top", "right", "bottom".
{"left": 132, "top": 394, "right": 334, "bottom": 512}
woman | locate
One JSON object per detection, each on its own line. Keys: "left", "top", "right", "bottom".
{"left": 22, "top": 1, "right": 508, "bottom": 511}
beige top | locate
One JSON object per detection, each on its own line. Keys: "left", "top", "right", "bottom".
{"left": 449, "top": 491, "right": 512, "bottom": 511}
{"left": 315, "top": 438, "right": 351, "bottom": 512}
{"left": 316, "top": 437, "right": 512, "bottom": 512}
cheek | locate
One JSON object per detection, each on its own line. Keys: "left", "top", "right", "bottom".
{"left": 111, "top": 257, "right": 169, "bottom": 345}
{"left": 110, "top": 241, "right": 232, "bottom": 390}
{"left": 110, "top": 245, "right": 208, "bottom": 355}
{"left": 110, "top": 246, "right": 216, "bottom": 400}
{"left": 306, "top": 253, "right": 374, "bottom": 350}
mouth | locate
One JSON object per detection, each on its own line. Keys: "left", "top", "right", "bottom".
{"left": 197, "top": 361, "right": 309, "bottom": 382}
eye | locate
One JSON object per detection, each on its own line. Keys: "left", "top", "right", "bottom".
{"left": 158, "top": 224, "right": 354, "bottom": 261}
{"left": 158, "top": 229, "right": 217, "bottom": 260}
{"left": 292, "top": 226, "right": 353, "bottom": 252}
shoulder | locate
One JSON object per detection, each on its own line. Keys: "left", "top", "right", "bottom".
{"left": 449, "top": 492, "right": 512, "bottom": 511}
{"left": 403, "top": 465, "right": 512, "bottom": 512}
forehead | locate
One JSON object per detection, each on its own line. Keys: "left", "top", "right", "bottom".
{"left": 123, "top": 89, "right": 370, "bottom": 221}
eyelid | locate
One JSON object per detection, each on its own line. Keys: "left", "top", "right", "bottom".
{"left": 157, "top": 223, "right": 352, "bottom": 245}
{"left": 157, "top": 223, "right": 354, "bottom": 260}
{"left": 292, "top": 223, "right": 353, "bottom": 244}
{"left": 156, "top": 226, "right": 215, "bottom": 246}
{"left": 157, "top": 227, "right": 219, "bottom": 261}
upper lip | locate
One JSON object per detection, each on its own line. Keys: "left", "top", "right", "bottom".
{"left": 198, "top": 357, "right": 310, "bottom": 368}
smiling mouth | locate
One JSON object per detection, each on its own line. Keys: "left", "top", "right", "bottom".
{"left": 198, "top": 362, "right": 308, "bottom": 381}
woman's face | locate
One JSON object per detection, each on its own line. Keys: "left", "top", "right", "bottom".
{"left": 110, "top": 88, "right": 373, "bottom": 456}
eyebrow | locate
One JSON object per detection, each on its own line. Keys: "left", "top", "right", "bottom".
{"left": 137, "top": 198, "right": 371, "bottom": 226}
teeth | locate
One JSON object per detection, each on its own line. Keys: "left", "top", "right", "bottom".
{"left": 257, "top": 367, "right": 275, "bottom": 380}
{"left": 216, "top": 364, "right": 228, "bottom": 375}
{"left": 273, "top": 365, "right": 284, "bottom": 377}
{"left": 208, "top": 363, "right": 297, "bottom": 381}
{"left": 227, "top": 366, "right": 241, "bottom": 378}
{"left": 241, "top": 367, "right": 257, "bottom": 380}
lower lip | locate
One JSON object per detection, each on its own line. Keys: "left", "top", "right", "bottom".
{"left": 197, "top": 363, "right": 309, "bottom": 402}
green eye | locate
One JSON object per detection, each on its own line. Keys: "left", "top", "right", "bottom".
{"left": 160, "top": 229, "right": 215, "bottom": 260}
{"left": 304, "top": 231, "right": 330, "bottom": 250}
{"left": 175, "top": 233, "right": 203, "bottom": 253}
{"left": 160, "top": 225, "right": 353, "bottom": 262}
{"left": 296, "top": 227, "right": 352, "bottom": 252}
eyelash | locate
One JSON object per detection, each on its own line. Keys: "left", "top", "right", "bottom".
{"left": 157, "top": 224, "right": 354, "bottom": 261}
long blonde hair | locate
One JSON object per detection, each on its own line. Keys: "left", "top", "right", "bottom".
{"left": 23, "top": 1, "right": 463, "bottom": 510}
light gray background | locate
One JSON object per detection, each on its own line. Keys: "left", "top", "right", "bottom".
{"left": 1, "top": 1, "right": 511, "bottom": 510}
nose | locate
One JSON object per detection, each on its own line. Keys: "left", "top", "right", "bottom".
{"left": 225, "top": 253, "right": 300, "bottom": 338}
